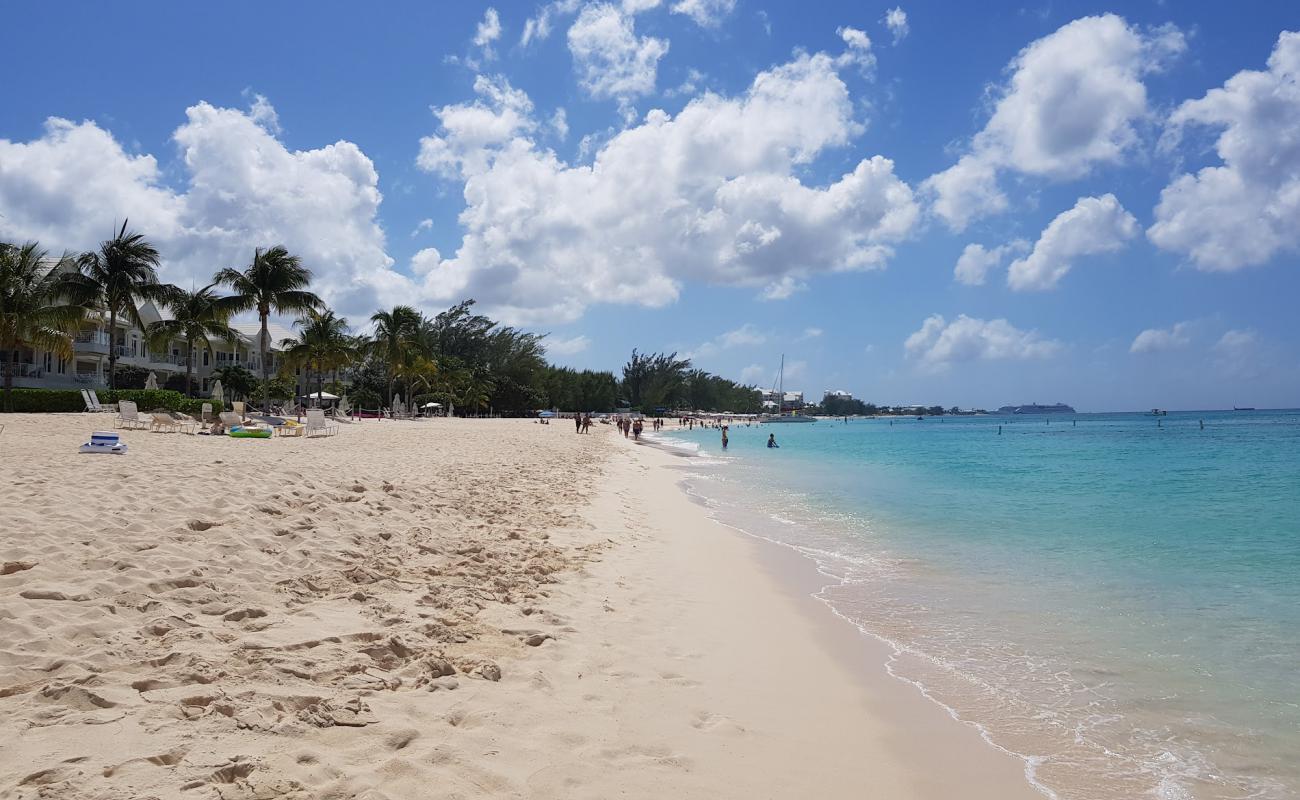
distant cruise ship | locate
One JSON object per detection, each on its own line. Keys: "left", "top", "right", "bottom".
{"left": 997, "top": 403, "right": 1076, "bottom": 415}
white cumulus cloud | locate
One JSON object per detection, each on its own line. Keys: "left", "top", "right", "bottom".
{"left": 1006, "top": 194, "right": 1138, "bottom": 291}
{"left": 546, "top": 333, "right": 592, "bottom": 355}
{"left": 567, "top": 3, "right": 670, "bottom": 100}
{"left": 923, "top": 14, "right": 1184, "bottom": 230}
{"left": 414, "top": 46, "right": 919, "bottom": 323}
{"left": 835, "top": 26, "right": 876, "bottom": 76}
{"left": 953, "top": 240, "right": 1029, "bottom": 286}
{"left": 0, "top": 98, "right": 403, "bottom": 318}
{"left": 882, "top": 7, "right": 909, "bottom": 45}
{"left": 690, "top": 323, "right": 767, "bottom": 358}
{"left": 1148, "top": 31, "right": 1300, "bottom": 271}
{"left": 905, "top": 313, "right": 1061, "bottom": 371}
{"left": 474, "top": 7, "right": 503, "bottom": 58}
{"left": 1213, "top": 328, "right": 1257, "bottom": 354}
{"left": 521, "top": 0, "right": 581, "bottom": 46}
{"left": 1130, "top": 321, "right": 1192, "bottom": 353}
{"left": 670, "top": 0, "right": 736, "bottom": 28}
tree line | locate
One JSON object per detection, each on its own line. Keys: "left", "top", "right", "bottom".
{"left": 2, "top": 224, "right": 762, "bottom": 414}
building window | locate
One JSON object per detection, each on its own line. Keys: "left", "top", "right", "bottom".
{"left": 203, "top": 350, "right": 209, "bottom": 367}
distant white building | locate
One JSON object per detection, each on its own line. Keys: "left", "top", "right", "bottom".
{"left": 761, "top": 388, "right": 804, "bottom": 410}
{"left": 823, "top": 389, "right": 853, "bottom": 402}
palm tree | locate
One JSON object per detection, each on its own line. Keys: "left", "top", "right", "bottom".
{"left": 369, "top": 305, "right": 425, "bottom": 408}
{"left": 0, "top": 243, "right": 97, "bottom": 411}
{"left": 279, "top": 308, "right": 355, "bottom": 405}
{"left": 145, "top": 283, "right": 242, "bottom": 397}
{"left": 214, "top": 246, "right": 320, "bottom": 412}
{"left": 77, "top": 221, "right": 176, "bottom": 389}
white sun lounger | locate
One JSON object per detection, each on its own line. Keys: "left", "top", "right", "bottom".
{"left": 305, "top": 408, "right": 338, "bottom": 437}
{"left": 114, "top": 400, "right": 149, "bottom": 430}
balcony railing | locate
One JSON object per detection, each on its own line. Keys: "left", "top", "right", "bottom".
{"left": 73, "top": 331, "right": 111, "bottom": 354}
{"left": 0, "top": 362, "right": 43, "bottom": 378}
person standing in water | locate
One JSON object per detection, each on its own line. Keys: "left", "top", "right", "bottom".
{"left": 767, "top": 433, "right": 778, "bottom": 448}
{"left": 721, "top": 425, "right": 729, "bottom": 450}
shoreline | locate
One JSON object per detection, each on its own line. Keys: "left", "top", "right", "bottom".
{"left": 1, "top": 415, "right": 1039, "bottom": 798}
{"left": 612, "top": 433, "right": 1043, "bottom": 799}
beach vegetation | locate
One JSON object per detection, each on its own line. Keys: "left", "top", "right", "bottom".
{"left": 214, "top": 246, "right": 322, "bottom": 412}
{"left": 146, "top": 283, "right": 242, "bottom": 397}
{"left": 0, "top": 242, "right": 96, "bottom": 411}
{"left": 76, "top": 221, "right": 177, "bottom": 390}
{"left": 210, "top": 365, "right": 258, "bottom": 400}
{"left": 111, "top": 365, "right": 152, "bottom": 390}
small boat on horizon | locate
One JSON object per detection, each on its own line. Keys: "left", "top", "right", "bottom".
{"left": 761, "top": 355, "right": 816, "bottom": 424}
{"left": 1233, "top": 406, "right": 1256, "bottom": 411}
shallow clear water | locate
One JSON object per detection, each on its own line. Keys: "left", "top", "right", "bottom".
{"left": 660, "top": 411, "right": 1300, "bottom": 800}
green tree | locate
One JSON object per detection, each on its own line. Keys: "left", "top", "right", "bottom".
{"left": 145, "top": 283, "right": 242, "bottom": 397}
{"left": 622, "top": 349, "right": 691, "bottom": 410}
{"left": 210, "top": 364, "right": 258, "bottom": 400}
{"left": 0, "top": 243, "right": 96, "bottom": 411}
{"left": 214, "top": 246, "right": 321, "bottom": 411}
{"left": 369, "top": 305, "right": 424, "bottom": 407}
{"left": 77, "top": 221, "right": 177, "bottom": 389}
{"left": 279, "top": 308, "right": 355, "bottom": 404}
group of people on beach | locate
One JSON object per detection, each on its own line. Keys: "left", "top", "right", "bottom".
{"left": 573, "top": 414, "right": 593, "bottom": 433}
{"left": 616, "top": 417, "right": 644, "bottom": 440}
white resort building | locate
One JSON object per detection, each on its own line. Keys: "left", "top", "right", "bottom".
{"left": 3, "top": 301, "right": 301, "bottom": 395}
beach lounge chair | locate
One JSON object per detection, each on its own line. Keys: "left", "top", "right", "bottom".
{"left": 305, "top": 408, "right": 338, "bottom": 437}
{"left": 114, "top": 401, "right": 149, "bottom": 430}
{"left": 81, "top": 389, "right": 98, "bottom": 412}
{"left": 218, "top": 411, "right": 243, "bottom": 429}
{"left": 201, "top": 402, "right": 214, "bottom": 423}
{"left": 150, "top": 412, "right": 181, "bottom": 433}
{"left": 88, "top": 390, "right": 114, "bottom": 412}
{"left": 168, "top": 411, "right": 200, "bottom": 434}
{"left": 233, "top": 401, "right": 245, "bottom": 417}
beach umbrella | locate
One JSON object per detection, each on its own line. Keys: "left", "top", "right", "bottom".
{"left": 144, "top": 372, "right": 158, "bottom": 390}
{"left": 307, "top": 391, "right": 339, "bottom": 401}
{"left": 210, "top": 380, "right": 224, "bottom": 407}
{"left": 538, "top": 410, "right": 555, "bottom": 418}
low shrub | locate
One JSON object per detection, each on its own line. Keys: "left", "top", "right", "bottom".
{"left": 101, "top": 389, "right": 225, "bottom": 415}
{"left": 0, "top": 387, "right": 225, "bottom": 414}
{"left": 0, "top": 388, "right": 85, "bottom": 412}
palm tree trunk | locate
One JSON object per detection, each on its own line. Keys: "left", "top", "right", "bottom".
{"left": 185, "top": 335, "right": 194, "bottom": 398}
{"left": 1, "top": 336, "right": 14, "bottom": 412}
{"left": 107, "top": 308, "right": 118, "bottom": 389}
{"left": 259, "top": 310, "right": 269, "bottom": 413}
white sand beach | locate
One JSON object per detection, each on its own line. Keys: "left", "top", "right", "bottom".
{"left": 0, "top": 416, "right": 1039, "bottom": 799}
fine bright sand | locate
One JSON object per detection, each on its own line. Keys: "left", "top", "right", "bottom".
{"left": 0, "top": 415, "right": 1038, "bottom": 799}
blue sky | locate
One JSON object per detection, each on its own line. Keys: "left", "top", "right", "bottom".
{"left": 2, "top": 1, "right": 1297, "bottom": 410}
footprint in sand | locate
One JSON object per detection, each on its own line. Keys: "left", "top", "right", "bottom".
{"left": 691, "top": 711, "right": 746, "bottom": 734}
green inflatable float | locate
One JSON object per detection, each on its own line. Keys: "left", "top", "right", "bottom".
{"left": 228, "top": 426, "right": 272, "bottom": 439}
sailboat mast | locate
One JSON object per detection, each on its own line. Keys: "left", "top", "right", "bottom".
{"left": 778, "top": 354, "right": 784, "bottom": 414}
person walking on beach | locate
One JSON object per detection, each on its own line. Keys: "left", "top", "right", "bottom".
{"left": 767, "top": 433, "right": 778, "bottom": 448}
{"left": 633, "top": 419, "right": 643, "bottom": 440}
{"left": 582, "top": 414, "right": 592, "bottom": 433}
{"left": 574, "top": 414, "right": 582, "bottom": 434}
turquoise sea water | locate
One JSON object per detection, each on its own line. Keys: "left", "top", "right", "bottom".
{"left": 660, "top": 411, "right": 1300, "bottom": 800}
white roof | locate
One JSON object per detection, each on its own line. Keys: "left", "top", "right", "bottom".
{"left": 230, "top": 320, "right": 296, "bottom": 347}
